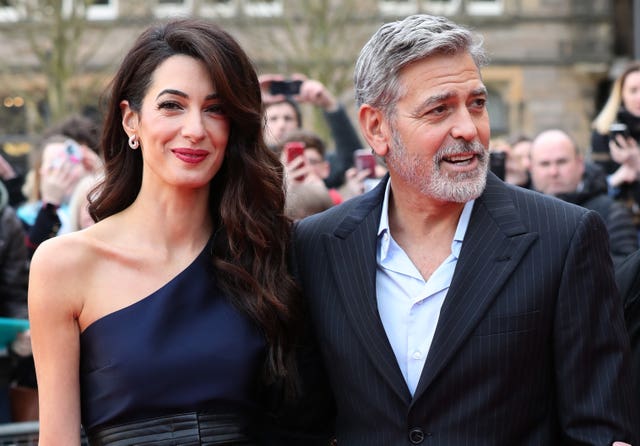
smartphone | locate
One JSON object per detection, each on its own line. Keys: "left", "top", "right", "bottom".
{"left": 65, "top": 139, "right": 83, "bottom": 164}
{"left": 284, "top": 141, "right": 306, "bottom": 181}
{"left": 489, "top": 151, "right": 506, "bottom": 180}
{"left": 269, "top": 80, "right": 303, "bottom": 96}
{"left": 51, "top": 139, "right": 83, "bottom": 168}
{"left": 353, "top": 149, "right": 376, "bottom": 179}
{"left": 609, "top": 122, "right": 630, "bottom": 146}
{"left": 284, "top": 141, "right": 305, "bottom": 163}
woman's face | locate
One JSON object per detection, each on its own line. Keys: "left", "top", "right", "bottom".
{"left": 622, "top": 70, "right": 640, "bottom": 117}
{"left": 122, "top": 54, "right": 230, "bottom": 191}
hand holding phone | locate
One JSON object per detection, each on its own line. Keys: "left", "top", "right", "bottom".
{"left": 284, "top": 141, "right": 306, "bottom": 181}
{"left": 353, "top": 149, "right": 376, "bottom": 179}
{"left": 609, "top": 123, "right": 631, "bottom": 147}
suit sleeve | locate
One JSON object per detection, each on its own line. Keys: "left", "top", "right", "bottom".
{"left": 554, "top": 210, "right": 637, "bottom": 444}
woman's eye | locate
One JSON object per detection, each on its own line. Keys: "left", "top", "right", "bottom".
{"left": 157, "top": 101, "right": 182, "bottom": 111}
{"left": 206, "top": 104, "right": 225, "bottom": 114}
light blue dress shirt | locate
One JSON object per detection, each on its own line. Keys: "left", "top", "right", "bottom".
{"left": 376, "top": 180, "right": 474, "bottom": 395}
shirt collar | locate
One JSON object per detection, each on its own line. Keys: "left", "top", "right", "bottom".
{"left": 377, "top": 179, "right": 475, "bottom": 260}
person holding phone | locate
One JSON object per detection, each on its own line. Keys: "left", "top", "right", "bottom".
{"left": 280, "top": 130, "right": 343, "bottom": 207}
{"left": 591, "top": 61, "right": 640, "bottom": 229}
{"left": 17, "top": 135, "right": 94, "bottom": 257}
{"left": 259, "top": 74, "right": 362, "bottom": 189}
{"left": 29, "top": 19, "right": 325, "bottom": 445}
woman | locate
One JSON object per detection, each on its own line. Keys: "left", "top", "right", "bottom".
{"left": 591, "top": 61, "right": 640, "bottom": 227}
{"left": 29, "top": 19, "right": 300, "bottom": 445}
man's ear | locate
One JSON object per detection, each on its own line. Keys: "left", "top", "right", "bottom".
{"left": 120, "top": 100, "right": 139, "bottom": 136}
{"left": 358, "top": 104, "right": 390, "bottom": 157}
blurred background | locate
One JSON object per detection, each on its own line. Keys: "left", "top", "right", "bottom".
{"left": 0, "top": 0, "right": 635, "bottom": 174}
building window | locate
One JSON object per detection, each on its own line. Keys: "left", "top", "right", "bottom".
{"left": 423, "top": 0, "right": 461, "bottom": 16}
{"left": 85, "top": 0, "right": 118, "bottom": 20}
{"left": 487, "top": 88, "right": 508, "bottom": 135}
{"left": 243, "top": 0, "right": 282, "bottom": 17}
{"left": 153, "top": 0, "right": 194, "bottom": 18}
{"left": 200, "top": 0, "right": 237, "bottom": 18}
{"left": 379, "top": 0, "right": 418, "bottom": 16}
{"left": 466, "top": 0, "right": 503, "bottom": 16}
{"left": 0, "top": 0, "right": 18, "bottom": 22}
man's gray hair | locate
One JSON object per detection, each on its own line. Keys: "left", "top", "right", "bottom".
{"left": 354, "top": 14, "right": 488, "bottom": 114}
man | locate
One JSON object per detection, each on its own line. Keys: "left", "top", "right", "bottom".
{"left": 259, "top": 75, "right": 362, "bottom": 188}
{"left": 530, "top": 129, "right": 638, "bottom": 265}
{"left": 292, "top": 14, "right": 636, "bottom": 445}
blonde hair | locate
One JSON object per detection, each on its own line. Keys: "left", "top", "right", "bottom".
{"left": 592, "top": 61, "right": 640, "bottom": 134}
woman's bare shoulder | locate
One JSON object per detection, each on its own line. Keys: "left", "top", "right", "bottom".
{"left": 31, "top": 231, "right": 98, "bottom": 275}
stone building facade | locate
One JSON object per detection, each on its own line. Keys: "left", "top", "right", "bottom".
{"left": 0, "top": 0, "right": 633, "bottom": 157}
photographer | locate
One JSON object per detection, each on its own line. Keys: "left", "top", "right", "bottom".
{"left": 260, "top": 74, "right": 362, "bottom": 188}
{"left": 591, "top": 61, "right": 640, "bottom": 229}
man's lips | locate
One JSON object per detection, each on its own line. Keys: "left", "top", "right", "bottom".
{"left": 441, "top": 152, "right": 479, "bottom": 166}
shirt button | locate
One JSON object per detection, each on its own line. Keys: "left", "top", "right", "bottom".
{"left": 412, "top": 350, "right": 422, "bottom": 360}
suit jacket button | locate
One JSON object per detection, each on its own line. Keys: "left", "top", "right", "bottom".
{"left": 409, "top": 427, "right": 425, "bottom": 444}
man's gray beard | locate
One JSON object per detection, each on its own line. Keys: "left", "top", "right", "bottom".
{"left": 387, "top": 128, "right": 489, "bottom": 203}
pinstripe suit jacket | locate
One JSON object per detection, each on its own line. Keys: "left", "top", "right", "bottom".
{"left": 292, "top": 172, "right": 637, "bottom": 446}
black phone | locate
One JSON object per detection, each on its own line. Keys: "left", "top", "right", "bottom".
{"left": 609, "top": 122, "right": 631, "bottom": 146}
{"left": 269, "top": 80, "right": 302, "bottom": 96}
{"left": 489, "top": 151, "right": 506, "bottom": 180}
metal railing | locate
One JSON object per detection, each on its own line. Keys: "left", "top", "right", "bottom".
{"left": 0, "top": 422, "right": 88, "bottom": 445}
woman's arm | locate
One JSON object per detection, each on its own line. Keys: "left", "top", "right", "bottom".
{"left": 29, "top": 238, "right": 83, "bottom": 445}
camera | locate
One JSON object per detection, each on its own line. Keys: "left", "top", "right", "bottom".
{"left": 269, "top": 80, "right": 303, "bottom": 96}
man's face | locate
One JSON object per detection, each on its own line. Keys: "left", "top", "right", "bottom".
{"left": 304, "top": 148, "right": 330, "bottom": 180}
{"left": 264, "top": 102, "right": 299, "bottom": 147}
{"left": 530, "top": 133, "right": 584, "bottom": 195}
{"left": 383, "top": 52, "right": 491, "bottom": 203}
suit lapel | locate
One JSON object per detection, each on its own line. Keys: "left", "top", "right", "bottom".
{"left": 412, "top": 175, "right": 538, "bottom": 402}
{"left": 324, "top": 177, "right": 412, "bottom": 405}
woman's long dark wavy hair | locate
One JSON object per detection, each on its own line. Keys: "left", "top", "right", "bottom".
{"left": 89, "top": 18, "right": 300, "bottom": 388}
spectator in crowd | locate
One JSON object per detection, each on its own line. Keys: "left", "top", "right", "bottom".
{"left": 591, "top": 61, "right": 640, "bottom": 227}
{"left": 0, "top": 180, "right": 34, "bottom": 423}
{"left": 529, "top": 129, "right": 638, "bottom": 265}
{"left": 17, "top": 136, "right": 93, "bottom": 256}
{"left": 614, "top": 246, "right": 640, "bottom": 437}
{"left": 260, "top": 74, "right": 362, "bottom": 188}
{"left": 507, "top": 134, "right": 532, "bottom": 187}
{"left": 488, "top": 136, "right": 532, "bottom": 188}
{"left": 0, "top": 152, "right": 27, "bottom": 208}
{"left": 29, "top": 18, "right": 311, "bottom": 445}
{"left": 292, "top": 14, "right": 636, "bottom": 445}
{"left": 42, "top": 114, "right": 101, "bottom": 158}
{"left": 280, "top": 129, "right": 345, "bottom": 206}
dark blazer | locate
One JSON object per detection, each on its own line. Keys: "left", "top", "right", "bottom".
{"left": 614, "top": 248, "right": 640, "bottom": 436}
{"left": 292, "top": 173, "right": 636, "bottom": 446}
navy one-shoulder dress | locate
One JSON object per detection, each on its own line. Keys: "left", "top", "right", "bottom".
{"left": 79, "top": 242, "right": 266, "bottom": 445}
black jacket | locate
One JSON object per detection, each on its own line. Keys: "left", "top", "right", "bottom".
{"left": 0, "top": 181, "right": 29, "bottom": 319}
{"left": 556, "top": 162, "right": 639, "bottom": 266}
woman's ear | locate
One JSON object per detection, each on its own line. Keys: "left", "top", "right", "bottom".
{"left": 358, "top": 104, "right": 390, "bottom": 157}
{"left": 120, "top": 100, "right": 138, "bottom": 136}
